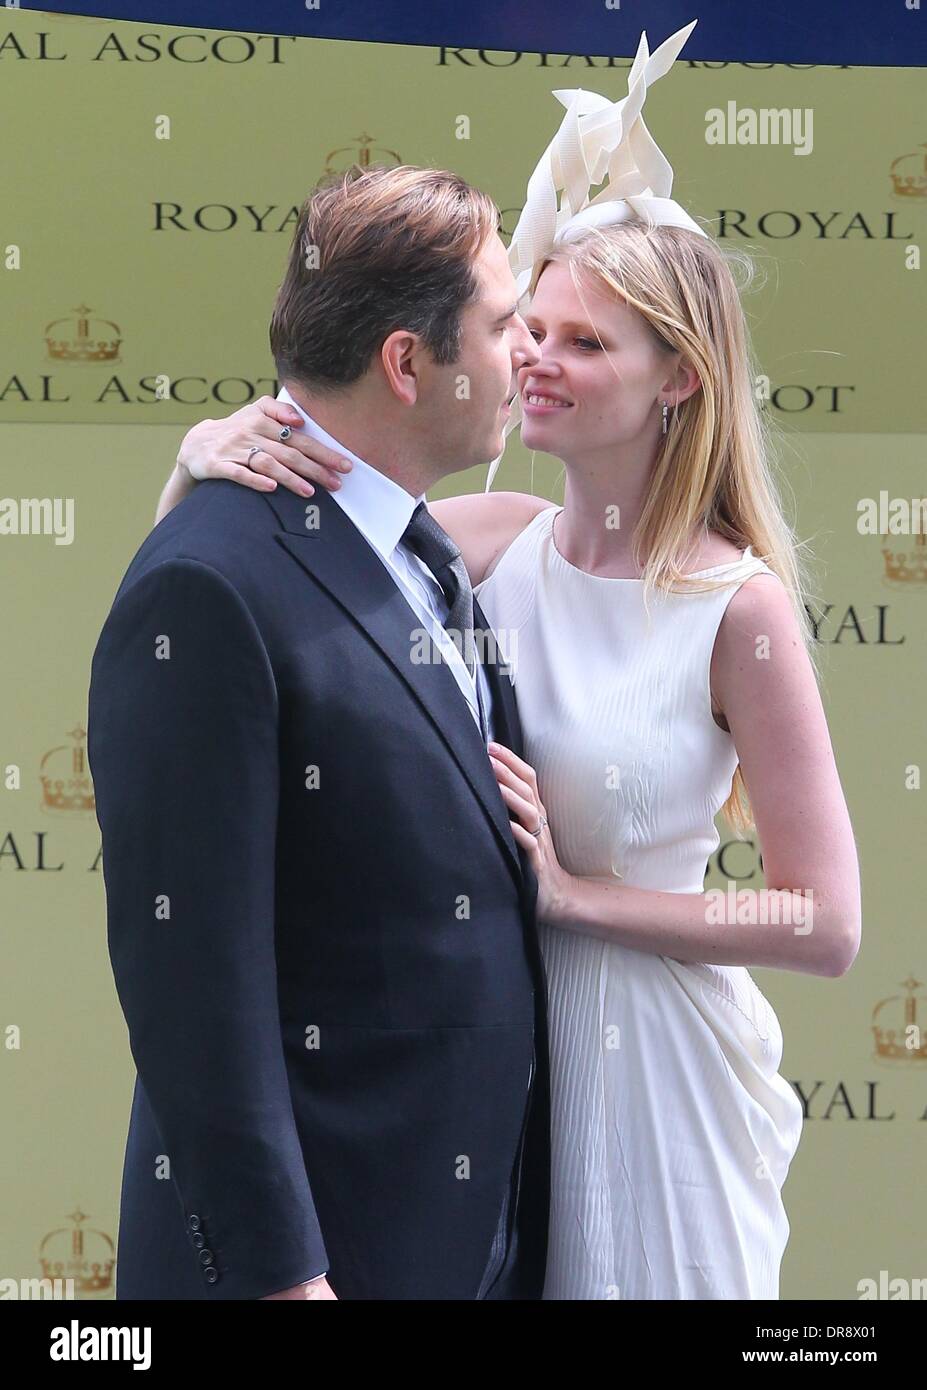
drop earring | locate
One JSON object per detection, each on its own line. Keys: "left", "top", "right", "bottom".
{"left": 661, "top": 400, "right": 669, "bottom": 435}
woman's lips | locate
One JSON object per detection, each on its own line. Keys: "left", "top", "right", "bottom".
{"left": 522, "top": 394, "right": 573, "bottom": 415}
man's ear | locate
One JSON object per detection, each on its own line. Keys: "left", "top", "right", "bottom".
{"left": 381, "top": 330, "right": 422, "bottom": 406}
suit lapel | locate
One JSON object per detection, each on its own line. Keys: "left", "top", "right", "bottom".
{"left": 267, "top": 487, "right": 523, "bottom": 887}
{"left": 472, "top": 593, "right": 539, "bottom": 902}
{"left": 473, "top": 594, "right": 524, "bottom": 760}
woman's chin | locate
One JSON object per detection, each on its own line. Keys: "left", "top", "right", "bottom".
{"left": 516, "top": 432, "right": 563, "bottom": 465}
{"left": 519, "top": 419, "right": 563, "bottom": 451}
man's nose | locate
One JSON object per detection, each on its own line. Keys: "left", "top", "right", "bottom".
{"left": 512, "top": 319, "right": 540, "bottom": 368}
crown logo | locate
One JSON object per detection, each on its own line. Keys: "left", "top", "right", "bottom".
{"left": 322, "top": 132, "right": 402, "bottom": 178}
{"left": 39, "top": 1207, "right": 115, "bottom": 1297}
{"left": 882, "top": 530, "right": 927, "bottom": 587}
{"left": 40, "top": 725, "right": 95, "bottom": 816}
{"left": 872, "top": 976, "right": 927, "bottom": 1064}
{"left": 45, "top": 304, "right": 121, "bottom": 363}
{"left": 890, "top": 143, "right": 927, "bottom": 199}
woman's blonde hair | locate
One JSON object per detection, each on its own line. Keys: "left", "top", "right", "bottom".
{"left": 531, "top": 220, "right": 817, "bottom": 835}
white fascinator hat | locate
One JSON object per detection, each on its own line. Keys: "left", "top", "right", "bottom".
{"left": 486, "top": 17, "right": 705, "bottom": 491}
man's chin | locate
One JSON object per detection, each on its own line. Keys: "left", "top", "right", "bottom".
{"left": 459, "top": 440, "right": 504, "bottom": 477}
{"left": 489, "top": 425, "right": 508, "bottom": 458}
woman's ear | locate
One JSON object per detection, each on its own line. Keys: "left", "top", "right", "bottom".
{"left": 662, "top": 357, "right": 701, "bottom": 405}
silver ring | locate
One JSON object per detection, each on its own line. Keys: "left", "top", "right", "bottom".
{"left": 279, "top": 426, "right": 291, "bottom": 441}
{"left": 529, "top": 815, "right": 548, "bottom": 839}
{"left": 246, "top": 446, "right": 261, "bottom": 466}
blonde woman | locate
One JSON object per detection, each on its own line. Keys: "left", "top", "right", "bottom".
{"left": 154, "top": 208, "right": 861, "bottom": 1299}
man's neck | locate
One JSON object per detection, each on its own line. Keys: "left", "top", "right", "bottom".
{"left": 282, "top": 379, "right": 434, "bottom": 498}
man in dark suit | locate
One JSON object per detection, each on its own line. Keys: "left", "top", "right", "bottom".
{"left": 88, "top": 164, "right": 549, "bottom": 1299}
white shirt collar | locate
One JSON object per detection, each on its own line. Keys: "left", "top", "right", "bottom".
{"left": 276, "top": 386, "right": 425, "bottom": 560}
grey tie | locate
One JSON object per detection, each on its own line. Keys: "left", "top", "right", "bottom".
{"left": 402, "top": 500, "right": 479, "bottom": 682}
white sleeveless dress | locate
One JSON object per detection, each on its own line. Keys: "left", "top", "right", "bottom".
{"left": 474, "top": 505, "right": 805, "bottom": 1300}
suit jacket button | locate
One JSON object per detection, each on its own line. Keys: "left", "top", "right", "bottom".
{"left": 204, "top": 1266, "right": 219, "bottom": 1284}
{"left": 199, "top": 1249, "right": 214, "bottom": 1266}
{"left": 188, "top": 1214, "right": 201, "bottom": 1232}
{"left": 191, "top": 1232, "right": 205, "bottom": 1249}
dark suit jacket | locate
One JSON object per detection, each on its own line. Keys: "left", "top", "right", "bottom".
{"left": 88, "top": 479, "right": 551, "bottom": 1300}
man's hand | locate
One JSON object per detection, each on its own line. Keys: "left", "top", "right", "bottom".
{"left": 260, "top": 1274, "right": 337, "bottom": 1300}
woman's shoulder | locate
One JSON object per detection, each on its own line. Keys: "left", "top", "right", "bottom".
{"left": 480, "top": 494, "right": 557, "bottom": 582}
{"left": 429, "top": 491, "right": 555, "bottom": 587}
{"left": 685, "top": 532, "right": 784, "bottom": 590}
{"left": 695, "top": 531, "right": 785, "bottom": 619}
{"left": 688, "top": 531, "right": 751, "bottom": 571}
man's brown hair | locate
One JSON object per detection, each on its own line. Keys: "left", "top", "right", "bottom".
{"left": 269, "top": 164, "right": 501, "bottom": 394}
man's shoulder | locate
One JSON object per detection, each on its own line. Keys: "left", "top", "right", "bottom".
{"left": 120, "top": 480, "right": 278, "bottom": 596}
{"left": 152, "top": 478, "right": 278, "bottom": 555}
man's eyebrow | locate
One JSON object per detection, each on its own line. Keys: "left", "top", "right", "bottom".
{"left": 493, "top": 303, "right": 519, "bottom": 324}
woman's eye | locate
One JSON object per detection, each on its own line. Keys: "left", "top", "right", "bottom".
{"left": 527, "top": 330, "right": 599, "bottom": 350}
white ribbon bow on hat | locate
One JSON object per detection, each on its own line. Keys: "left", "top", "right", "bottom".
{"left": 485, "top": 17, "right": 705, "bottom": 492}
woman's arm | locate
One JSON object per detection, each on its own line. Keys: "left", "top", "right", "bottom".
{"left": 156, "top": 462, "right": 196, "bottom": 523}
{"left": 491, "top": 573, "right": 861, "bottom": 979}
{"left": 156, "top": 398, "right": 553, "bottom": 584}
{"left": 155, "top": 397, "right": 325, "bottom": 525}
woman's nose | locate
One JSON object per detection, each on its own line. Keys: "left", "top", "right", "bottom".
{"left": 521, "top": 354, "right": 562, "bottom": 379}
